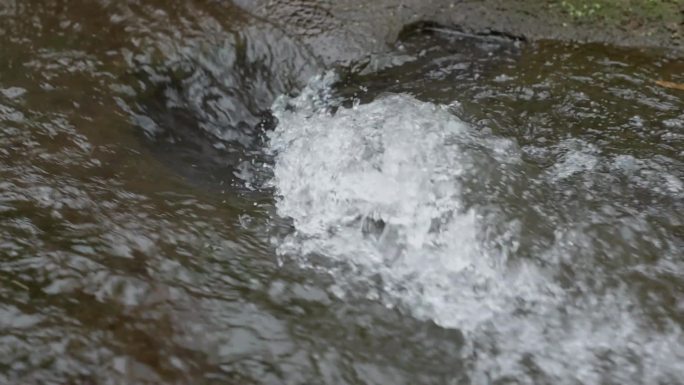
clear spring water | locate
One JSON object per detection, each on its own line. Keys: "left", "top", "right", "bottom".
{"left": 269, "top": 70, "right": 683, "bottom": 385}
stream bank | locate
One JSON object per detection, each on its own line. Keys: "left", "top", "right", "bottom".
{"left": 236, "top": 0, "right": 683, "bottom": 64}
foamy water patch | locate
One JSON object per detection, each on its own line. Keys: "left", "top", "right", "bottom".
{"left": 267, "top": 74, "right": 684, "bottom": 384}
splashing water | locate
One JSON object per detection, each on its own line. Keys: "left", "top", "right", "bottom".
{"left": 268, "top": 74, "right": 684, "bottom": 385}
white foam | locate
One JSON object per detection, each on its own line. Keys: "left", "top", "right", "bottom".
{"left": 268, "top": 74, "right": 684, "bottom": 384}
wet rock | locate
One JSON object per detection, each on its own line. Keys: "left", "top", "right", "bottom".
{"left": 235, "top": 0, "right": 683, "bottom": 65}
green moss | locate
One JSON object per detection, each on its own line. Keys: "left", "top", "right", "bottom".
{"left": 552, "top": 0, "right": 681, "bottom": 26}
{"left": 558, "top": 1, "right": 603, "bottom": 19}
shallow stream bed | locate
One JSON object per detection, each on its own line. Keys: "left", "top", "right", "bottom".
{"left": 1, "top": 2, "right": 682, "bottom": 385}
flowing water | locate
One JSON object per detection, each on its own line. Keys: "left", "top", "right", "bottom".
{"left": 1, "top": 1, "right": 683, "bottom": 385}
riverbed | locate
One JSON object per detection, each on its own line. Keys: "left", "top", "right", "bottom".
{"left": 1, "top": 1, "right": 682, "bottom": 385}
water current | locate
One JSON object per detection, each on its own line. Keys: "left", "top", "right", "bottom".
{"left": 1, "top": 1, "right": 682, "bottom": 385}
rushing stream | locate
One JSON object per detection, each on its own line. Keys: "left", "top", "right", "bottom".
{"left": 1, "top": 1, "right": 683, "bottom": 385}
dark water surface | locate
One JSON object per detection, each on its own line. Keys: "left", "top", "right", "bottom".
{"left": 1, "top": 1, "right": 683, "bottom": 385}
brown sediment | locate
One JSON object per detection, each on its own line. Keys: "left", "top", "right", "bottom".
{"left": 656, "top": 80, "right": 684, "bottom": 91}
